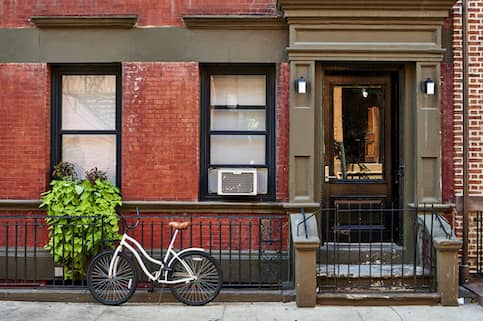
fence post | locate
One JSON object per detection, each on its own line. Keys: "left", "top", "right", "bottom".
{"left": 290, "top": 213, "right": 320, "bottom": 307}
{"left": 434, "top": 237, "right": 463, "bottom": 306}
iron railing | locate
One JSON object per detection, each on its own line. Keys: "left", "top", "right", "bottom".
{"left": 0, "top": 213, "right": 291, "bottom": 289}
{"left": 317, "top": 205, "right": 451, "bottom": 292}
{"left": 477, "top": 211, "right": 483, "bottom": 276}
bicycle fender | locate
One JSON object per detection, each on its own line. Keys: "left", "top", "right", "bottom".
{"left": 167, "top": 248, "right": 206, "bottom": 267}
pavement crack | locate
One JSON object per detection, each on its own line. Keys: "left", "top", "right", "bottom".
{"left": 220, "top": 304, "right": 226, "bottom": 321}
{"left": 92, "top": 307, "right": 107, "bottom": 321}
{"left": 390, "top": 306, "right": 404, "bottom": 321}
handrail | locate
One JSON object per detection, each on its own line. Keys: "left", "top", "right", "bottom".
{"left": 295, "top": 208, "right": 316, "bottom": 239}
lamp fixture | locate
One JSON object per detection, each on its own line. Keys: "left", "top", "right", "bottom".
{"left": 362, "top": 88, "right": 369, "bottom": 98}
{"left": 423, "top": 78, "right": 435, "bottom": 95}
{"left": 295, "top": 76, "right": 308, "bottom": 94}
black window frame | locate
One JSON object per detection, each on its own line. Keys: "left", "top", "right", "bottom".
{"left": 50, "top": 64, "right": 122, "bottom": 186}
{"left": 199, "top": 64, "right": 276, "bottom": 201}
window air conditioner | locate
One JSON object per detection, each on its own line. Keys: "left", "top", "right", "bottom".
{"left": 217, "top": 168, "right": 257, "bottom": 196}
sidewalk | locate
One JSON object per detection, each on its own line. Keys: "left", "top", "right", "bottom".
{"left": 2, "top": 301, "right": 483, "bottom": 321}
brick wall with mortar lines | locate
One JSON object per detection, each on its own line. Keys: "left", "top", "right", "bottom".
{"left": 121, "top": 62, "right": 200, "bottom": 201}
{"left": 452, "top": 0, "right": 483, "bottom": 272}
{"left": 0, "top": 64, "right": 50, "bottom": 200}
{"left": 276, "top": 63, "right": 289, "bottom": 202}
{"left": 0, "top": 0, "right": 276, "bottom": 28}
{"left": 122, "top": 62, "right": 290, "bottom": 201}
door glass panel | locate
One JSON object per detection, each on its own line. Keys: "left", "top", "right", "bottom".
{"left": 332, "top": 86, "right": 384, "bottom": 180}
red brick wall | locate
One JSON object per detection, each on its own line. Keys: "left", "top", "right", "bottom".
{"left": 0, "top": 64, "right": 50, "bottom": 199}
{"left": 441, "top": 62, "right": 454, "bottom": 203}
{"left": 276, "top": 63, "right": 289, "bottom": 201}
{"left": 122, "top": 62, "right": 200, "bottom": 201}
{"left": 452, "top": 0, "right": 483, "bottom": 272}
{"left": 0, "top": 0, "right": 276, "bottom": 28}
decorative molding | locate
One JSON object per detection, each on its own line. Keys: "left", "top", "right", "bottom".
{"left": 30, "top": 15, "right": 138, "bottom": 28}
{"left": 183, "top": 15, "right": 287, "bottom": 30}
{"left": 278, "top": 0, "right": 458, "bottom": 13}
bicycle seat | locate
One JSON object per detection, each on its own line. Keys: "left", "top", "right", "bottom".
{"left": 169, "top": 221, "right": 191, "bottom": 230}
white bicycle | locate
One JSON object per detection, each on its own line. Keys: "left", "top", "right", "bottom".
{"left": 87, "top": 211, "right": 223, "bottom": 306}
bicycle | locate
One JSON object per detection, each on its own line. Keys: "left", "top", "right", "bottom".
{"left": 86, "top": 210, "right": 223, "bottom": 306}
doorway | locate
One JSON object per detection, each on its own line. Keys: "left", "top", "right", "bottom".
{"left": 321, "top": 72, "right": 400, "bottom": 243}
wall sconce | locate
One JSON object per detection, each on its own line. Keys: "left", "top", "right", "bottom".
{"left": 295, "top": 76, "right": 308, "bottom": 94}
{"left": 423, "top": 78, "right": 435, "bottom": 95}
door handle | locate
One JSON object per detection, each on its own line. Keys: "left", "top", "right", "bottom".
{"left": 325, "top": 166, "right": 337, "bottom": 182}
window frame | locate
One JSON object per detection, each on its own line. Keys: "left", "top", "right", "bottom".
{"left": 50, "top": 64, "right": 122, "bottom": 186}
{"left": 199, "top": 64, "right": 276, "bottom": 201}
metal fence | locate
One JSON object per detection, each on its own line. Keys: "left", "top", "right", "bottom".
{"left": 317, "top": 204, "right": 452, "bottom": 292}
{"left": 0, "top": 213, "right": 292, "bottom": 289}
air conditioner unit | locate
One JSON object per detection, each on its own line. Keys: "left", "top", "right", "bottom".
{"left": 217, "top": 168, "right": 257, "bottom": 196}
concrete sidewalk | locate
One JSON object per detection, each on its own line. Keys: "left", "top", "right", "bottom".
{"left": 2, "top": 301, "right": 483, "bottom": 321}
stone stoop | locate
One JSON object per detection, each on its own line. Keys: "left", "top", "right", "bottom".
{"left": 316, "top": 292, "right": 440, "bottom": 306}
{"left": 463, "top": 278, "right": 483, "bottom": 306}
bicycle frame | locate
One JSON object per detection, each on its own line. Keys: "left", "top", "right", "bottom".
{"left": 108, "top": 229, "right": 205, "bottom": 284}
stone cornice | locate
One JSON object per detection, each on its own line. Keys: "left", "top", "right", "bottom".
{"left": 30, "top": 15, "right": 138, "bottom": 28}
{"left": 278, "top": 0, "right": 457, "bottom": 21}
{"left": 278, "top": 0, "right": 457, "bottom": 11}
{"left": 183, "top": 15, "right": 287, "bottom": 30}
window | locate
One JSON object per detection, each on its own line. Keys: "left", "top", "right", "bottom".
{"left": 51, "top": 64, "right": 121, "bottom": 185}
{"left": 200, "top": 65, "right": 275, "bottom": 200}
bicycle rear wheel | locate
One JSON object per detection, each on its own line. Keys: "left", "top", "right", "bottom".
{"left": 168, "top": 250, "right": 222, "bottom": 305}
{"left": 87, "top": 250, "right": 137, "bottom": 305}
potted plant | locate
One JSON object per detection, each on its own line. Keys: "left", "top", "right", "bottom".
{"left": 40, "top": 162, "right": 122, "bottom": 279}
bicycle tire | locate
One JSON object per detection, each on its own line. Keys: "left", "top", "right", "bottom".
{"left": 87, "top": 250, "right": 137, "bottom": 305}
{"left": 168, "top": 250, "right": 223, "bottom": 306}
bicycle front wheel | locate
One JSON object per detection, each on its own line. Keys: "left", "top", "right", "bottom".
{"left": 168, "top": 250, "right": 222, "bottom": 305}
{"left": 87, "top": 251, "right": 137, "bottom": 305}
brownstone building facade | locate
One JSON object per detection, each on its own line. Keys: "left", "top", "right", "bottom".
{"left": 0, "top": 0, "right": 480, "bottom": 302}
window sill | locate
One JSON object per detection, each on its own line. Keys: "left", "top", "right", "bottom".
{"left": 30, "top": 15, "right": 138, "bottom": 28}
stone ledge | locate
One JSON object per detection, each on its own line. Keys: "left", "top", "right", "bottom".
{"left": 183, "top": 15, "right": 287, "bottom": 30}
{"left": 0, "top": 288, "right": 295, "bottom": 303}
{"left": 30, "top": 15, "right": 138, "bottom": 28}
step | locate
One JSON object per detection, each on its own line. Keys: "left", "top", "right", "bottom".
{"left": 316, "top": 292, "right": 440, "bottom": 306}
{"left": 317, "top": 263, "right": 432, "bottom": 278}
{"left": 319, "top": 242, "right": 405, "bottom": 264}
{"left": 463, "top": 277, "right": 483, "bottom": 306}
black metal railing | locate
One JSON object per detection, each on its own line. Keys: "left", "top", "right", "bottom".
{"left": 0, "top": 213, "right": 291, "bottom": 289}
{"left": 477, "top": 211, "right": 483, "bottom": 276}
{"left": 317, "top": 205, "right": 451, "bottom": 292}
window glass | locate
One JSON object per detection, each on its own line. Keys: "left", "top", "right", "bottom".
{"left": 62, "top": 75, "right": 116, "bottom": 130}
{"left": 210, "top": 75, "right": 266, "bottom": 106}
{"left": 62, "top": 135, "right": 116, "bottom": 183}
{"left": 210, "top": 135, "right": 265, "bottom": 165}
{"left": 211, "top": 109, "right": 266, "bottom": 131}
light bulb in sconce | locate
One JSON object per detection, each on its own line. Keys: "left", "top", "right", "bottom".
{"left": 362, "top": 88, "right": 369, "bottom": 98}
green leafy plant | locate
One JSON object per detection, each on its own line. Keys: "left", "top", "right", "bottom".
{"left": 40, "top": 162, "right": 122, "bottom": 279}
